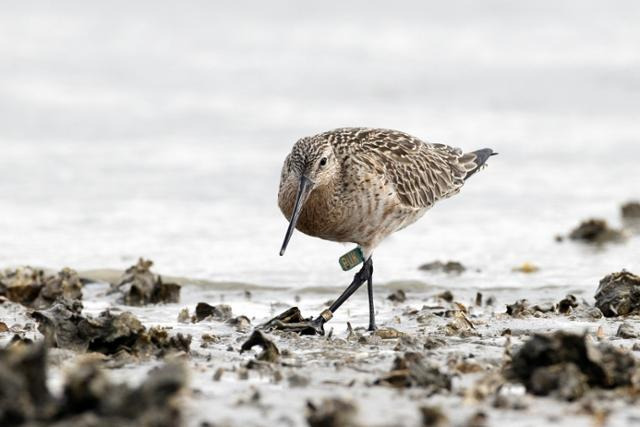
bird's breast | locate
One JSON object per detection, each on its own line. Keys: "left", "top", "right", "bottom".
{"left": 279, "top": 182, "right": 347, "bottom": 240}
{"left": 278, "top": 173, "right": 417, "bottom": 246}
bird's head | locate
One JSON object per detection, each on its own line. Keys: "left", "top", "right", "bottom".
{"left": 279, "top": 137, "right": 337, "bottom": 256}
{"left": 287, "top": 137, "right": 337, "bottom": 187}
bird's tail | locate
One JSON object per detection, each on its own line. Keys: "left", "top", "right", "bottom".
{"left": 464, "top": 148, "right": 497, "bottom": 180}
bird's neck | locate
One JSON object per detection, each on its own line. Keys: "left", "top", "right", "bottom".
{"left": 308, "top": 174, "right": 339, "bottom": 210}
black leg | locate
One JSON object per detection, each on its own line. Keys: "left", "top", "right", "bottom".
{"left": 367, "top": 260, "right": 376, "bottom": 331}
{"left": 312, "top": 258, "right": 373, "bottom": 330}
{"left": 260, "top": 258, "right": 374, "bottom": 336}
{"left": 328, "top": 257, "right": 372, "bottom": 313}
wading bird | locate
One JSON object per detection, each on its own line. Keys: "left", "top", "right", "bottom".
{"left": 278, "top": 127, "right": 495, "bottom": 334}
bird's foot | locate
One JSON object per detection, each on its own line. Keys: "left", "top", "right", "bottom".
{"left": 258, "top": 307, "right": 326, "bottom": 336}
{"left": 367, "top": 323, "right": 377, "bottom": 332}
{"left": 269, "top": 317, "right": 325, "bottom": 336}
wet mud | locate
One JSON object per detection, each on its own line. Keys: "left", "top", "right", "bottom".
{"left": 31, "top": 299, "right": 191, "bottom": 358}
{"left": 0, "top": 267, "right": 83, "bottom": 308}
{"left": 0, "top": 341, "right": 186, "bottom": 427}
{"left": 110, "top": 258, "right": 181, "bottom": 306}
{"left": 306, "top": 398, "right": 359, "bottom": 427}
{"left": 376, "top": 352, "right": 452, "bottom": 392}
{"left": 2, "top": 249, "right": 640, "bottom": 426}
{"left": 595, "top": 271, "right": 640, "bottom": 317}
{"left": 621, "top": 201, "right": 640, "bottom": 220}
{"left": 240, "top": 330, "right": 280, "bottom": 363}
{"left": 194, "top": 302, "right": 233, "bottom": 322}
{"left": 509, "top": 332, "right": 637, "bottom": 400}
{"left": 567, "top": 219, "right": 625, "bottom": 244}
{"left": 418, "top": 261, "right": 466, "bottom": 274}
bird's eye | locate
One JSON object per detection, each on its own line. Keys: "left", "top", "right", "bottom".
{"left": 319, "top": 157, "right": 328, "bottom": 167}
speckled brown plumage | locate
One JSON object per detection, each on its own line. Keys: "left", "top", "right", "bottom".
{"left": 278, "top": 127, "right": 494, "bottom": 258}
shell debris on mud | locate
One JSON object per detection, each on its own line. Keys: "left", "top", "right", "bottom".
{"left": 2, "top": 211, "right": 640, "bottom": 427}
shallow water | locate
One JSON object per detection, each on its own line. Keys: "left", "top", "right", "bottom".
{"left": 1, "top": 0, "right": 639, "bottom": 292}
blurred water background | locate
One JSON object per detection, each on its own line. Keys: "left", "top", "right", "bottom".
{"left": 1, "top": 0, "right": 639, "bottom": 291}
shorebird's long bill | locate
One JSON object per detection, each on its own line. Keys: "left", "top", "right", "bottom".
{"left": 280, "top": 175, "right": 314, "bottom": 256}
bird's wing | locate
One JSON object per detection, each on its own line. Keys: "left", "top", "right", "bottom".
{"left": 333, "top": 128, "right": 478, "bottom": 209}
